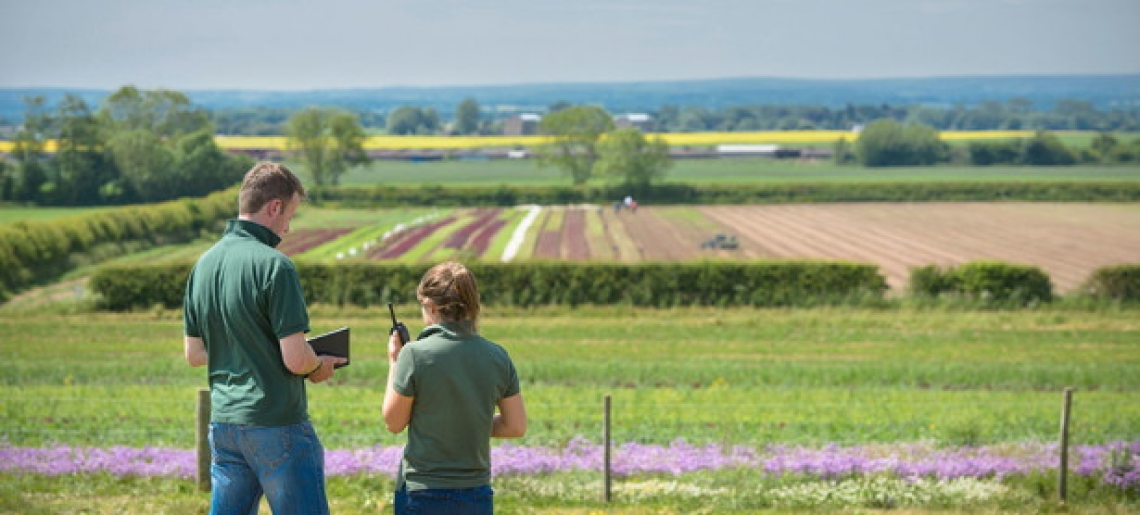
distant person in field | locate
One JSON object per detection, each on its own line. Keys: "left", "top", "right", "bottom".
{"left": 183, "top": 161, "right": 346, "bottom": 515}
{"left": 383, "top": 261, "right": 528, "bottom": 515}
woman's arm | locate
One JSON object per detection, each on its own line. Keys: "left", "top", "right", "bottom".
{"left": 382, "top": 331, "right": 414, "bottom": 433}
{"left": 492, "top": 393, "right": 527, "bottom": 438}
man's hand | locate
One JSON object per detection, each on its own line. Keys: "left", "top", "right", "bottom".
{"left": 307, "top": 355, "right": 347, "bottom": 383}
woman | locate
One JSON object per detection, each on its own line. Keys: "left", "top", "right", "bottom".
{"left": 383, "top": 261, "right": 528, "bottom": 515}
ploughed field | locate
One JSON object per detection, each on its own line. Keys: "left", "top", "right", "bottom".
{"left": 280, "top": 202, "right": 1140, "bottom": 293}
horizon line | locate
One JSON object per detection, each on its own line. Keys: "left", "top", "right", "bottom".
{"left": 2, "top": 72, "right": 1140, "bottom": 93}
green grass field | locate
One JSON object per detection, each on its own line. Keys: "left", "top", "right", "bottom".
{"left": 291, "top": 158, "right": 1140, "bottom": 188}
{"left": 3, "top": 305, "right": 1136, "bottom": 449}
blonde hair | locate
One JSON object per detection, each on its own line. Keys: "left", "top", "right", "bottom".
{"left": 417, "top": 261, "right": 481, "bottom": 328}
{"left": 238, "top": 162, "right": 306, "bottom": 215}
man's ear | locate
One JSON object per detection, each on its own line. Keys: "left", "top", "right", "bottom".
{"left": 265, "top": 198, "right": 282, "bottom": 217}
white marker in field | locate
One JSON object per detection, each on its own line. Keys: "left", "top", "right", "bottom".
{"left": 501, "top": 205, "right": 542, "bottom": 262}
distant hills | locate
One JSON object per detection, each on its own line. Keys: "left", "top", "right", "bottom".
{"left": 2, "top": 74, "right": 1139, "bottom": 122}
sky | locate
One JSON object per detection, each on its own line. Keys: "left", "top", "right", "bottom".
{"left": 1, "top": 0, "right": 1138, "bottom": 91}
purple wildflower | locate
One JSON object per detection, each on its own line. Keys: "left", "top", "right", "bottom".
{"left": 0, "top": 439, "right": 1134, "bottom": 490}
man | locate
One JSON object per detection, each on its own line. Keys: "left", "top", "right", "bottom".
{"left": 183, "top": 162, "right": 346, "bottom": 514}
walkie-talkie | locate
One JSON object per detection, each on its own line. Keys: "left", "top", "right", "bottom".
{"left": 389, "top": 302, "right": 410, "bottom": 345}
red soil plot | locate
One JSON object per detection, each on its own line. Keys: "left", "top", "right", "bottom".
{"left": 532, "top": 210, "right": 563, "bottom": 259}
{"left": 277, "top": 228, "right": 355, "bottom": 256}
{"left": 442, "top": 209, "right": 503, "bottom": 249}
{"left": 532, "top": 207, "right": 592, "bottom": 260}
{"left": 367, "top": 217, "right": 456, "bottom": 260}
{"left": 561, "top": 209, "right": 590, "bottom": 260}
{"left": 468, "top": 219, "right": 507, "bottom": 256}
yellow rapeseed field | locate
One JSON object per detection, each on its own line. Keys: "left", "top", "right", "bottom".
{"left": 215, "top": 131, "right": 1037, "bottom": 150}
{"left": 0, "top": 130, "right": 1037, "bottom": 153}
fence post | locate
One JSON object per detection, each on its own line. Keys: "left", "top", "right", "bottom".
{"left": 603, "top": 394, "right": 612, "bottom": 502}
{"left": 197, "top": 388, "right": 211, "bottom": 492}
{"left": 1058, "top": 387, "right": 1073, "bottom": 505}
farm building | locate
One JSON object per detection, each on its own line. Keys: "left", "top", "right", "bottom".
{"left": 503, "top": 113, "right": 542, "bottom": 136}
{"left": 614, "top": 113, "right": 653, "bottom": 130}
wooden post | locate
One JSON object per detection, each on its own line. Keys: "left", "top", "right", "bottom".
{"left": 604, "top": 394, "right": 612, "bottom": 502}
{"left": 197, "top": 388, "right": 211, "bottom": 492}
{"left": 1058, "top": 387, "right": 1073, "bottom": 505}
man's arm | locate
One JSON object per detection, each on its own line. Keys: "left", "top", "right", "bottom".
{"left": 184, "top": 336, "right": 207, "bottom": 367}
{"left": 492, "top": 393, "right": 527, "bottom": 438}
{"left": 279, "top": 331, "right": 323, "bottom": 375}
{"left": 279, "top": 331, "right": 345, "bottom": 383}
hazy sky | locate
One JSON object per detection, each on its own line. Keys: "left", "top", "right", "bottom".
{"left": 2, "top": 0, "right": 1138, "bottom": 90}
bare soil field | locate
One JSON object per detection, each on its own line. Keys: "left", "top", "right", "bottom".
{"left": 699, "top": 202, "right": 1140, "bottom": 292}
{"left": 528, "top": 205, "right": 742, "bottom": 262}
{"left": 305, "top": 203, "right": 1136, "bottom": 294}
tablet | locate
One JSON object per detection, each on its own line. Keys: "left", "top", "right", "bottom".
{"left": 307, "top": 327, "right": 350, "bottom": 368}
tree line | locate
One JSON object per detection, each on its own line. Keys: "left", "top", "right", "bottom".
{"left": 201, "top": 97, "right": 1140, "bottom": 136}
{"left": 840, "top": 119, "right": 1140, "bottom": 167}
{"left": 1, "top": 87, "right": 253, "bottom": 206}
{"left": 0, "top": 88, "right": 377, "bottom": 206}
{"left": 3, "top": 87, "right": 1139, "bottom": 206}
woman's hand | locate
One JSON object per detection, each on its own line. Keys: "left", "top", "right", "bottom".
{"left": 387, "top": 329, "right": 405, "bottom": 363}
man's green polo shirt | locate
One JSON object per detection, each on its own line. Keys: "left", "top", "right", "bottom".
{"left": 183, "top": 219, "right": 311, "bottom": 426}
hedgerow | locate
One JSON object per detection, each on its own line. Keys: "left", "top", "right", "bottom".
{"left": 313, "top": 181, "right": 1140, "bottom": 208}
{"left": 89, "top": 261, "right": 888, "bottom": 311}
{"left": 0, "top": 189, "right": 235, "bottom": 302}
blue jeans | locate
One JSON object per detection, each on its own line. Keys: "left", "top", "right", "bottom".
{"left": 208, "top": 421, "right": 329, "bottom": 515}
{"left": 395, "top": 484, "right": 493, "bottom": 515}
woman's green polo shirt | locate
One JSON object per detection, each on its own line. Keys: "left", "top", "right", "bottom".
{"left": 393, "top": 322, "right": 521, "bottom": 491}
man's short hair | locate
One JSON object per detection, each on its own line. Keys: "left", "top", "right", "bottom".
{"left": 239, "top": 162, "right": 306, "bottom": 215}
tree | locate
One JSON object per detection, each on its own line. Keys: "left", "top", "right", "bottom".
{"left": 99, "top": 86, "right": 209, "bottom": 137}
{"left": 455, "top": 98, "right": 480, "bottom": 135}
{"left": 107, "top": 129, "right": 175, "bottom": 201}
{"left": 173, "top": 129, "right": 251, "bottom": 198}
{"left": 535, "top": 105, "right": 614, "bottom": 185}
{"left": 1090, "top": 132, "right": 1119, "bottom": 163}
{"left": 286, "top": 108, "right": 370, "bottom": 187}
{"left": 52, "top": 95, "right": 119, "bottom": 205}
{"left": 386, "top": 106, "right": 440, "bottom": 135}
{"left": 833, "top": 138, "right": 856, "bottom": 165}
{"left": 1021, "top": 131, "right": 1075, "bottom": 165}
{"left": 678, "top": 107, "right": 711, "bottom": 132}
{"left": 0, "top": 160, "right": 12, "bottom": 201}
{"left": 855, "top": 119, "right": 947, "bottom": 167}
{"left": 654, "top": 104, "right": 680, "bottom": 132}
{"left": 594, "top": 128, "right": 672, "bottom": 189}
{"left": 11, "top": 96, "right": 51, "bottom": 202}
{"left": 99, "top": 86, "right": 217, "bottom": 202}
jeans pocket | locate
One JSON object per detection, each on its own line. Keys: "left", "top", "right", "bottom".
{"left": 240, "top": 425, "right": 294, "bottom": 470}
